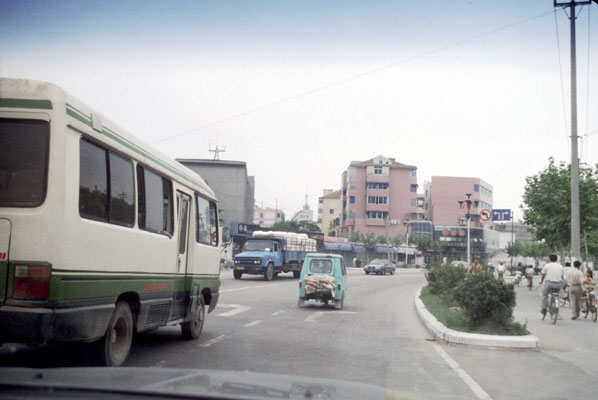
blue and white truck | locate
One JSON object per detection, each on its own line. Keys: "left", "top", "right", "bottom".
{"left": 233, "top": 231, "right": 317, "bottom": 281}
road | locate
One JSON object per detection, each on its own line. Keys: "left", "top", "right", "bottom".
{"left": 1, "top": 269, "right": 597, "bottom": 399}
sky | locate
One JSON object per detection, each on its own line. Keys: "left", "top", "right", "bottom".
{"left": 1, "top": 0, "right": 597, "bottom": 220}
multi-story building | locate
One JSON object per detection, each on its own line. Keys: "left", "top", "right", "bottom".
{"left": 254, "top": 205, "right": 285, "bottom": 228}
{"left": 317, "top": 189, "right": 342, "bottom": 236}
{"left": 340, "top": 155, "right": 419, "bottom": 237}
{"left": 424, "top": 176, "right": 493, "bottom": 228}
{"left": 291, "top": 195, "right": 314, "bottom": 223}
{"left": 178, "top": 158, "right": 255, "bottom": 240}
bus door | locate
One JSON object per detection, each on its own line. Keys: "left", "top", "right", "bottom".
{"left": 0, "top": 219, "right": 10, "bottom": 305}
{"left": 171, "top": 191, "right": 191, "bottom": 320}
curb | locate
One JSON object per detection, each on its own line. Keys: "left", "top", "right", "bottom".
{"left": 414, "top": 287, "right": 539, "bottom": 350}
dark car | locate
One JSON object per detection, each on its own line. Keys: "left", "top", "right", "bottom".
{"left": 364, "top": 259, "right": 395, "bottom": 275}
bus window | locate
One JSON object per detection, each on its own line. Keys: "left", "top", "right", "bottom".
{"left": 0, "top": 119, "right": 49, "bottom": 207}
{"left": 196, "top": 194, "right": 218, "bottom": 246}
{"left": 137, "top": 165, "right": 173, "bottom": 236}
{"left": 79, "top": 138, "right": 135, "bottom": 226}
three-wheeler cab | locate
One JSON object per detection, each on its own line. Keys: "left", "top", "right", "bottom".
{"left": 298, "top": 253, "right": 347, "bottom": 309}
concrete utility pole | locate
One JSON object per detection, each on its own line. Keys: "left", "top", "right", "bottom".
{"left": 554, "top": 0, "right": 594, "bottom": 261}
{"left": 458, "top": 194, "right": 478, "bottom": 268}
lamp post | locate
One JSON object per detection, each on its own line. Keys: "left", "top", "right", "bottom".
{"left": 458, "top": 194, "right": 478, "bottom": 268}
{"left": 403, "top": 220, "right": 411, "bottom": 267}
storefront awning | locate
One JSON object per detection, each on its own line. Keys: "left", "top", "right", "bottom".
{"left": 322, "top": 242, "right": 353, "bottom": 251}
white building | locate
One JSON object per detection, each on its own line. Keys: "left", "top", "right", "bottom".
{"left": 254, "top": 206, "right": 285, "bottom": 228}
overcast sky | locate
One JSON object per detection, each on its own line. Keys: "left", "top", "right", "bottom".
{"left": 2, "top": 0, "right": 597, "bottom": 220}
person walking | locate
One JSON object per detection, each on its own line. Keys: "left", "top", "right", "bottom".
{"left": 567, "top": 261, "right": 584, "bottom": 320}
{"left": 496, "top": 262, "right": 506, "bottom": 280}
{"left": 539, "top": 254, "right": 564, "bottom": 318}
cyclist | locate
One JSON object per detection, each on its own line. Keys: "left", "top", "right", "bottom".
{"left": 539, "top": 254, "right": 564, "bottom": 318}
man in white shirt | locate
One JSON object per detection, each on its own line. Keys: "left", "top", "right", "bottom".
{"left": 496, "top": 262, "right": 506, "bottom": 280}
{"left": 539, "top": 254, "right": 564, "bottom": 317}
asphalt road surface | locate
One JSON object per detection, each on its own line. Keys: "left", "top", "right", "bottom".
{"left": 1, "top": 269, "right": 597, "bottom": 399}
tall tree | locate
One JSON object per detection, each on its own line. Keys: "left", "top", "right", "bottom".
{"left": 521, "top": 158, "right": 598, "bottom": 253}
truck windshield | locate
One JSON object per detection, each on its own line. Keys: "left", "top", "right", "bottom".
{"left": 309, "top": 259, "right": 332, "bottom": 274}
{"left": 243, "top": 240, "right": 274, "bottom": 252}
{"left": 0, "top": 119, "right": 49, "bottom": 207}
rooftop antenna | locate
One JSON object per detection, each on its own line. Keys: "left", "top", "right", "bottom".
{"left": 209, "top": 144, "right": 226, "bottom": 160}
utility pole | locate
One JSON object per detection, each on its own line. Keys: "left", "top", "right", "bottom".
{"left": 554, "top": 0, "right": 593, "bottom": 261}
{"left": 458, "top": 194, "right": 478, "bottom": 268}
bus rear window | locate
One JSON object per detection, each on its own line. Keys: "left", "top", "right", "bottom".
{"left": 0, "top": 119, "right": 49, "bottom": 207}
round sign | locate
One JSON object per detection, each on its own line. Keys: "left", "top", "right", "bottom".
{"left": 480, "top": 209, "right": 491, "bottom": 221}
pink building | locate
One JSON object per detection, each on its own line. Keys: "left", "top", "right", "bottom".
{"left": 340, "top": 155, "right": 419, "bottom": 237}
{"left": 424, "top": 176, "right": 493, "bottom": 228}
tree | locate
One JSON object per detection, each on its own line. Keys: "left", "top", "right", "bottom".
{"left": 521, "top": 158, "right": 598, "bottom": 253}
{"left": 271, "top": 220, "right": 321, "bottom": 233}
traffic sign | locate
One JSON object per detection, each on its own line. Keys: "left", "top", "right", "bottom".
{"left": 479, "top": 209, "right": 491, "bottom": 221}
{"left": 492, "top": 209, "right": 512, "bottom": 221}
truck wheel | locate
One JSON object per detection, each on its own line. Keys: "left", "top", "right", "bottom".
{"left": 233, "top": 270, "right": 243, "bottom": 280}
{"left": 293, "top": 271, "right": 300, "bottom": 279}
{"left": 335, "top": 293, "right": 344, "bottom": 310}
{"left": 95, "top": 301, "right": 133, "bottom": 367}
{"left": 264, "top": 264, "right": 274, "bottom": 281}
{"left": 181, "top": 295, "right": 205, "bottom": 340}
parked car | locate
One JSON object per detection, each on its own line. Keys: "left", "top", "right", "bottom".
{"left": 364, "top": 259, "right": 395, "bottom": 275}
{"left": 298, "top": 253, "right": 347, "bottom": 309}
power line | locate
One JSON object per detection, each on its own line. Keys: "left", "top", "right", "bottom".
{"left": 151, "top": 10, "right": 554, "bottom": 145}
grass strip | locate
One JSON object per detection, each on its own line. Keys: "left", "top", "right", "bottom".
{"left": 420, "top": 286, "right": 529, "bottom": 336}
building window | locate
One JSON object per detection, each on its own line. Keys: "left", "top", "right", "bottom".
{"left": 410, "top": 184, "right": 418, "bottom": 192}
{"left": 366, "top": 182, "right": 389, "bottom": 190}
{"left": 474, "top": 184, "right": 479, "bottom": 192}
{"left": 366, "top": 211, "right": 388, "bottom": 219}
{"left": 349, "top": 196, "right": 355, "bottom": 204}
{"left": 329, "top": 208, "right": 334, "bottom": 214}
{"left": 411, "top": 169, "right": 417, "bottom": 177}
{"left": 410, "top": 198, "right": 417, "bottom": 207}
{"left": 367, "top": 196, "right": 387, "bottom": 204}
{"left": 374, "top": 166, "right": 382, "bottom": 175}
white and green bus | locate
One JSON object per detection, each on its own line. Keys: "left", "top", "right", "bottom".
{"left": 0, "top": 78, "right": 221, "bottom": 366}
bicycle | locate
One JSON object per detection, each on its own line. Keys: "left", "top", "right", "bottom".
{"left": 558, "top": 286, "right": 569, "bottom": 307}
{"left": 542, "top": 287, "right": 560, "bottom": 325}
{"left": 581, "top": 289, "right": 598, "bottom": 322}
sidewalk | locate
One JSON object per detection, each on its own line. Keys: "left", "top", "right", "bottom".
{"left": 508, "top": 275, "right": 597, "bottom": 373}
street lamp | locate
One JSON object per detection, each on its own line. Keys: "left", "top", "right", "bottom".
{"left": 403, "top": 219, "right": 411, "bottom": 267}
{"left": 458, "top": 194, "right": 479, "bottom": 268}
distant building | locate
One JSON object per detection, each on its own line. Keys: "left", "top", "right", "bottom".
{"left": 424, "top": 176, "right": 493, "bottom": 228}
{"left": 493, "top": 221, "right": 535, "bottom": 244}
{"left": 291, "top": 195, "right": 314, "bottom": 223}
{"left": 177, "top": 159, "right": 255, "bottom": 240}
{"left": 317, "top": 189, "right": 342, "bottom": 237}
{"left": 254, "top": 205, "right": 285, "bottom": 228}
{"left": 340, "top": 155, "right": 419, "bottom": 237}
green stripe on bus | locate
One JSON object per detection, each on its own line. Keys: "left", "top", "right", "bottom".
{"left": 0, "top": 98, "right": 53, "bottom": 110}
{"left": 65, "top": 104, "right": 212, "bottom": 194}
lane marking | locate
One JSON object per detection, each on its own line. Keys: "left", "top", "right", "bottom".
{"left": 304, "top": 311, "right": 356, "bottom": 322}
{"left": 198, "top": 334, "right": 226, "bottom": 348}
{"left": 220, "top": 281, "right": 297, "bottom": 293}
{"left": 244, "top": 320, "right": 263, "bottom": 327}
{"left": 433, "top": 344, "right": 493, "bottom": 400}
{"left": 272, "top": 310, "right": 286, "bottom": 316}
{"left": 216, "top": 304, "right": 251, "bottom": 317}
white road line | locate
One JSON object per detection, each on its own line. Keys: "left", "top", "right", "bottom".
{"left": 216, "top": 304, "right": 251, "bottom": 317}
{"left": 244, "top": 320, "right": 263, "bottom": 327}
{"left": 272, "top": 310, "right": 286, "bottom": 316}
{"left": 220, "top": 281, "right": 297, "bottom": 293}
{"left": 304, "top": 311, "right": 356, "bottom": 322}
{"left": 198, "top": 334, "right": 226, "bottom": 348}
{"left": 433, "top": 344, "right": 493, "bottom": 400}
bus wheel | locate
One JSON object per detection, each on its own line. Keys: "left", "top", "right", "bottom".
{"left": 182, "top": 295, "right": 205, "bottom": 340}
{"left": 97, "top": 301, "right": 133, "bottom": 367}
{"left": 233, "top": 270, "right": 243, "bottom": 279}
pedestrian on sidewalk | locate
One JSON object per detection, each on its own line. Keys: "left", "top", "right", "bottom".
{"left": 496, "top": 262, "right": 506, "bottom": 280}
{"left": 567, "top": 261, "right": 584, "bottom": 320}
{"left": 539, "top": 254, "right": 564, "bottom": 318}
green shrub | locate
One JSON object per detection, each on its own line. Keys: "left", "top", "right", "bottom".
{"left": 454, "top": 272, "right": 516, "bottom": 326}
{"left": 425, "top": 264, "right": 466, "bottom": 302}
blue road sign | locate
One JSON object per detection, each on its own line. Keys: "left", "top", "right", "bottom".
{"left": 492, "top": 209, "right": 512, "bottom": 221}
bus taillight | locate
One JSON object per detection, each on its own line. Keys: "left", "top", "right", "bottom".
{"left": 13, "top": 264, "right": 51, "bottom": 300}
